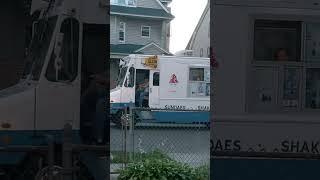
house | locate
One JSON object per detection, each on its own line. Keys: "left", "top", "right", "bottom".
{"left": 186, "top": 0, "right": 210, "bottom": 58}
{"left": 110, "top": 0, "right": 174, "bottom": 88}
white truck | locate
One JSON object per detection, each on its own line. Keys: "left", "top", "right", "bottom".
{"left": 0, "top": 0, "right": 108, "bottom": 179}
{"left": 212, "top": 0, "right": 320, "bottom": 178}
{"left": 110, "top": 54, "right": 210, "bottom": 126}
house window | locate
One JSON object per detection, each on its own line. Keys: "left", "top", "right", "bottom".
{"left": 188, "top": 68, "right": 210, "bottom": 97}
{"left": 119, "top": 22, "right": 125, "bottom": 43}
{"left": 141, "top": 26, "right": 151, "bottom": 38}
{"left": 254, "top": 20, "right": 301, "bottom": 61}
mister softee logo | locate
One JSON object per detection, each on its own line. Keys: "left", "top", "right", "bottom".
{"left": 169, "top": 74, "right": 178, "bottom": 84}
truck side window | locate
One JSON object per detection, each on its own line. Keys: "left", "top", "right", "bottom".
{"left": 188, "top": 68, "right": 209, "bottom": 97}
{"left": 153, "top": 72, "right": 159, "bottom": 86}
{"left": 125, "top": 67, "right": 135, "bottom": 88}
{"left": 254, "top": 20, "right": 301, "bottom": 61}
{"left": 46, "top": 18, "right": 79, "bottom": 82}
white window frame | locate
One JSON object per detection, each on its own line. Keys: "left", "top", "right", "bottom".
{"left": 188, "top": 67, "right": 210, "bottom": 97}
{"left": 119, "top": 22, "right": 126, "bottom": 43}
{"left": 141, "top": 26, "right": 151, "bottom": 38}
{"left": 249, "top": 18, "right": 320, "bottom": 112}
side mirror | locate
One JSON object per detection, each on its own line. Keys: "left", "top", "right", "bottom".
{"left": 54, "top": 33, "right": 64, "bottom": 81}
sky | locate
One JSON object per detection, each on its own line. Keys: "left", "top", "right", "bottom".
{"left": 168, "top": 0, "right": 208, "bottom": 54}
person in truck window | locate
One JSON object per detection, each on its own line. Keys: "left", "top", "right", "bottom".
{"left": 137, "top": 77, "right": 149, "bottom": 107}
{"left": 274, "top": 48, "right": 289, "bottom": 61}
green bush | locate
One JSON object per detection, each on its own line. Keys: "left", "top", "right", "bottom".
{"left": 118, "top": 158, "right": 199, "bottom": 180}
{"left": 194, "top": 165, "right": 210, "bottom": 180}
{"left": 118, "top": 150, "right": 209, "bottom": 180}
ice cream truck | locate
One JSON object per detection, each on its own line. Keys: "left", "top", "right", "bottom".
{"left": 211, "top": 0, "right": 320, "bottom": 179}
{"left": 110, "top": 54, "right": 210, "bottom": 126}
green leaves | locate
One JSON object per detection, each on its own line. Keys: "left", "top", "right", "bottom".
{"left": 118, "top": 150, "right": 209, "bottom": 180}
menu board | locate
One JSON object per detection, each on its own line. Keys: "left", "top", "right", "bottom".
{"left": 206, "top": 83, "right": 210, "bottom": 96}
{"left": 282, "top": 68, "right": 300, "bottom": 108}
{"left": 305, "top": 23, "right": 320, "bottom": 60}
{"left": 204, "top": 68, "right": 210, "bottom": 82}
{"left": 306, "top": 68, "right": 320, "bottom": 109}
{"left": 189, "top": 82, "right": 206, "bottom": 97}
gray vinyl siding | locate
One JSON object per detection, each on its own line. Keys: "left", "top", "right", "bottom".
{"left": 110, "top": 16, "right": 117, "bottom": 43}
{"left": 137, "top": 0, "right": 162, "bottom": 9}
{"left": 111, "top": 16, "right": 163, "bottom": 47}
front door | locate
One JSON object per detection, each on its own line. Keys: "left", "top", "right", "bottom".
{"left": 149, "top": 70, "right": 160, "bottom": 107}
{"left": 36, "top": 17, "right": 81, "bottom": 131}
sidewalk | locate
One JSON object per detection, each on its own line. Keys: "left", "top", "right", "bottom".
{"left": 110, "top": 173, "right": 119, "bottom": 180}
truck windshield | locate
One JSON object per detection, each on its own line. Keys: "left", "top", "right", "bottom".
{"left": 117, "top": 66, "right": 128, "bottom": 87}
{"left": 22, "top": 16, "right": 58, "bottom": 80}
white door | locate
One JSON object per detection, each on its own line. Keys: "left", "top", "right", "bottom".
{"left": 120, "top": 66, "right": 135, "bottom": 105}
{"left": 149, "top": 70, "right": 160, "bottom": 106}
{"left": 36, "top": 17, "right": 81, "bottom": 130}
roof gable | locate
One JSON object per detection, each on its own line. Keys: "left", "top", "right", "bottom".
{"left": 111, "top": 42, "right": 172, "bottom": 55}
{"left": 135, "top": 42, "right": 172, "bottom": 55}
{"left": 186, "top": 3, "right": 210, "bottom": 49}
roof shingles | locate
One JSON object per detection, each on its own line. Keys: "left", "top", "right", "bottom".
{"left": 110, "top": 5, "right": 174, "bottom": 19}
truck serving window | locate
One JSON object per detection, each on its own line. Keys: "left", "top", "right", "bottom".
{"left": 254, "top": 20, "right": 301, "bottom": 61}
{"left": 188, "top": 68, "right": 210, "bottom": 97}
{"left": 249, "top": 21, "right": 320, "bottom": 112}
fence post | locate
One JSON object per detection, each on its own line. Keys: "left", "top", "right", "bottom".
{"left": 124, "top": 107, "right": 128, "bottom": 168}
{"left": 62, "top": 123, "right": 73, "bottom": 180}
{"left": 47, "top": 135, "right": 54, "bottom": 180}
{"left": 128, "top": 107, "right": 134, "bottom": 162}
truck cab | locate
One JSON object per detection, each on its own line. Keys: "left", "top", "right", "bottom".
{"left": 0, "top": 0, "right": 108, "bottom": 166}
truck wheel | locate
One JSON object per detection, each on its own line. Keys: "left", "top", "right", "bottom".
{"left": 111, "top": 110, "right": 137, "bottom": 128}
{"left": 110, "top": 111, "right": 123, "bottom": 127}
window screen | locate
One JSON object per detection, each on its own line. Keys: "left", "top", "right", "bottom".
{"left": 188, "top": 68, "right": 210, "bottom": 97}
{"left": 254, "top": 20, "right": 301, "bottom": 61}
{"left": 189, "top": 68, "right": 204, "bottom": 81}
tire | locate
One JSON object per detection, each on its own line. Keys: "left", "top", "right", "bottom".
{"left": 111, "top": 110, "right": 138, "bottom": 129}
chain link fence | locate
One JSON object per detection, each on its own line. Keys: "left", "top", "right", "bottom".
{"left": 110, "top": 107, "right": 210, "bottom": 174}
